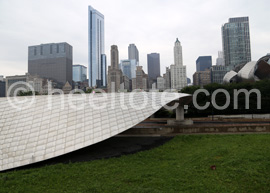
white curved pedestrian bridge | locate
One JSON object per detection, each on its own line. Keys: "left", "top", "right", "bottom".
{"left": 0, "top": 92, "right": 190, "bottom": 171}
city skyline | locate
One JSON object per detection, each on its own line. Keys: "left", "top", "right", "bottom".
{"left": 0, "top": 0, "right": 269, "bottom": 80}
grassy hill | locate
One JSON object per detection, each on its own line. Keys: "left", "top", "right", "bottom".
{"left": 1, "top": 134, "right": 270, "bottom": 193}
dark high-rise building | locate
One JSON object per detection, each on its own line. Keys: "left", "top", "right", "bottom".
{"left": 196, "top": 56, "right": 212, "bottom": 72}
{"left": 88, "top": 5, "right": 106, "bottom": 88}
{"left": 222, "top": 17, "right": 251, "bottom": 68}
{"left": 128, "top": 44, "right": 139, "bottom": 63}
{"left": 0, "top": 76, "right": 5, "bottom": 97}
{"left": 187, "top": 78, "right": 191, "bottom": 84}
{"left": 147, "top": 53, "right": 160, "bottom": 85}
{"left": 28, "top": 42, "right": 72, "bottom": 87}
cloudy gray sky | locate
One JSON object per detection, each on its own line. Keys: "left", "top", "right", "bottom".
{"left": 0, "top": 0, "right": 269, "bottom": 80}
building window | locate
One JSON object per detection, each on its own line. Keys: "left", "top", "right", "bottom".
{"left": 34, "top": 47, "right": 36, "bottom": 55}
{"left": 50, "top": 45, "right": 53, "bottom": 54}
{"left": 40, "top": 46, "right": 43, "bottom": 55}
{"left": 57, "top": 44, "right": 59, "bottom": 53}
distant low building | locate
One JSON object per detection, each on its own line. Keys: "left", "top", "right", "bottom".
{"left": 5, "top": 73, "right": 46, "bottom": 96}
{"left": 62, "top": 81, "right": 72, "bottom": 94}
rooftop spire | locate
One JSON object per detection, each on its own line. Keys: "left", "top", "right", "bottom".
{"left": 175, "top": 38, "right": 180, "bottom": 43}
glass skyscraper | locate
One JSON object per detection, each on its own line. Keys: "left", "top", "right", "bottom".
{"left": 88, "top": 6, "right": 106, "bottom": 88}
{"left": 147, "top": 53, "right": 160, "bottom": 80}
{"left": 73, "top": 65, "right": 87, "bottom": 82}
{"left": 196, "top": 56, "right": 212, "bottom": 72}
{"left": 128, "top": 44, "right": 139, "bottom": 64}
{"left": 119, "top": 59, "right": 137, "bottom": 79}
{"left": 222, "top": 17, "right": 251, "bottom": 68}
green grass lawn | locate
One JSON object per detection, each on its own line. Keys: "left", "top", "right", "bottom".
{"left": 1, "top": 134, "right": 270, "bottom": 193}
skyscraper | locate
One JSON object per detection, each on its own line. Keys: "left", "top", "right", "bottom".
{"left": 107, "top": 45, "right": 122, "bottom": 92}
{"left": 134, "top": 66, "right": 148, "bottom": 90}
{"left": 119, "top": 59, "right": 137, "bottom": 79}
{"left": 147, "top": 53, "right": 160, "bottom": 86}
{"left": 211, "top": 65, "right": 230, "bottom": 84}
{"left": 222, "top": 17, "right": 251, "bottom": 68}
{"left": 0, "top": 76, "right": 5, "bottom": 97}
{"left": 196, "top": 56, "right": 212, "bottom": 72}
{"left": 73, "top": 65, "right": 87, "bottom": 82}
{"left": 28, "top": 42, "right": 72, "bottom": 87}
{"left": 216, "top": 51, "right": 225, "bottom": 66}
{"left": 193, "top": 70, "right": 212, "bottom": 87}
{"left": 170, "top": 38, "right": 187, "bottom": 90}
{"left": 88, "top": 6, "right": 106, "bottom": 88}
{"left": 174, "top": 38, "right": 183, "bottom": 66}
{"left": 165, "top": 67, "right": 171, "bottom": 89}
{"left": 128, "top": 44, "right": 139, "bottom": 63}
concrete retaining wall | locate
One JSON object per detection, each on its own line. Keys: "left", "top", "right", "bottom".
{"left": 121, "top": 124, "right": 270, "bottom": 135}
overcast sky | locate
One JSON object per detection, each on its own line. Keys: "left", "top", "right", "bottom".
{"left": 0, "top": 0, "right": 269, "bottom": 80}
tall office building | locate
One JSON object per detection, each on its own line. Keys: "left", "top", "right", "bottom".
{"left": 165, "top": 67, "right": 171, "bottom": 89}
{"left": 133, "top": 66, "right": 148, "bottom": 90}
{"left": 147, "top": 53, "right": 160, "bottom": 86}
{"left": 157, "top": 77, "right": 165, "bottom": 90}
{"left": 196, "top": 56, "right": 212, "bottom": 72}
{"left": 28, "top": 42, "right": 72, "bottom": 87}
{"left": 216, "top": 51, "right": 225, "bottom": 66}
{"left": 107, "top": 45, "right": 122, "bottom": 92}
{"left": 170, "top": 38, "right": 187, "bottom": 90}
{"left": 222, "top": 17, "right": 251, "bottom": 68}
{"left": 73, "top": 65, "right": 87, "bottom": 82}
{"left": 0, "top": 76, "right": 5, "bottom": 97}
{"left": 119, "top": 59, "right": 137, "bottom": 79}
{"left": 88, "top": 5, "right": 106, "bottom": 88}
{"left": 128, "top": 44, "right": 139, "bottom": 63}
{"left": 211, "top": 65, "right": 230, "bottom": 84}
{"left": 174, "top": 38, "right": 183, "bottom": 66}
{"left": 193, "top": 70, "right": 212, "bottom": 87}
{"left": 187, "top": 78, "right": 191, "bottom": 84}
